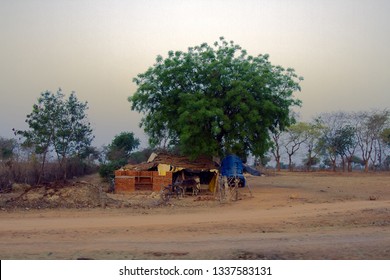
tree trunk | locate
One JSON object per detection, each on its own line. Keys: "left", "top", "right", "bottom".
{"left": 61, "top": 156, "right": 68, "bottom": 181}
{"left": 341, "top": 156, "right": 346, "bottom": 172}
{"left": 347, "top": 160, "right": 352, "bottom": 172}
{"left": 364, "top": 160, "right": 369, "bottom": 172}
{"left": 306, "top": 149, "right": 312, "bottom": 172}
{"left": 332, "top": 159, "right": 337, "bottom": 172}
{"left": 276, "top": 156, "right": 281, "bottom": 171}
{"left": 288, "top": 155, "right": 293, "bottom": 171}
{"left": 37, "top": 151, "right": 47, "bottom": 185}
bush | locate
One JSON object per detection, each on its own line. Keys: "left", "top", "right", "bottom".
{"left": 99, "top": 159, "right": 127, "bottom": 180}
{"left": 0, "top": 162, "right": 12, "bottom": 192}
{"left": 0, "top": 156, "right": 98, "bottom": 188}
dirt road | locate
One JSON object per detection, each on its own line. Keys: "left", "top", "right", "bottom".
{"left": 1, "top": 172, "right": 389, "bottom": 259}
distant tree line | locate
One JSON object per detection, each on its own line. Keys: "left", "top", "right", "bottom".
{"left": 269, "top": 110, "right": 390, "bottom": 172}
{"left": 1, "top": 89, "right": 389, "bottom": 193}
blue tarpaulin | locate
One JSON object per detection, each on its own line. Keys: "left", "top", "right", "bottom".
{"left": 220, "top": 155, "right": 246, "bottom": 187}
{"left": 243, "top": 164, "right": 261, "bottom": 176}
{"left": 220, "top": 155, "right": 244, "bottom": 177}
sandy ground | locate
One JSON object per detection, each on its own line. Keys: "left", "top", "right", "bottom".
{"left": 0, "top": 171, "right": 389, "bottom": 260}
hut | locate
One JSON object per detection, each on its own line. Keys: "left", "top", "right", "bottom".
{"left": 114, "top": 152, "right": 219, "bottom": 194}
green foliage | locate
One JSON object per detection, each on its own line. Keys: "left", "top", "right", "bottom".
{"left": 300, "top": 119, "right": 324, "bottom": 170}
{"left": 255, "top": 155, "right": 271, "bottom": 167}
{"left": 383, "top": 155, "right": 390, "bottom": 169}
{"left": 107, "top": 132, "right": 140, "bottom": 161}
{"left": 15, "top": 90, "right": 61, "bottom": 156}
{"left": 350, "top": 155, "right": 364, "bottom": 165}
{"left": 302, "top": 155, "right": 320, "bottom": 167}
{"left": 14, "top": 89, "right": 94, "bottom": 181}
{"left": 129, "top": 37, "right": 303, "bottom": 159}
{"left": 99, "top": 132, "right": 140, "bottom": 179}
{"left": 128, "top": 147, "right": 153, "bottom": 164}
{"left": 53, "top": 91, "right": 94, "bottom": 162}
{"left": 288, "top": 122, "right": 312, "bottom": 136}
{"left": 380, "top": 128, "right": 390, "bottom": 146}
{"left": 0, "top": 137, "right": 16, "bottom": 160}
{"left": 98, "top": 159, "right": 127, "bottom": 179}
{"left": 319, "top": 125, "right": 356, "bottom": 159}
{"left": 355, "top": 110, "right": 389, "bottom": 171}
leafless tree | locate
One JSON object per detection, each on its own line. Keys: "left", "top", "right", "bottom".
{"left": 355, "top": 109, "right": 389, "bottom": 172}
{"left": 283, "top": 122, "right": 308, "bottom": 171}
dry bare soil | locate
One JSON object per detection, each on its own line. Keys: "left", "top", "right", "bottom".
{"left": 0, "top": 172, "right": 389, "bottom": 260}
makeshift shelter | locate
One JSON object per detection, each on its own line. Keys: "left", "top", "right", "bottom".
{"left": 114, "top": 152, "right": 219, "bottom": 193}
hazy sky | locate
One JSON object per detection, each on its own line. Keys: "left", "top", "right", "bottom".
{"left": 1, "top": 0, "right": 389, "bottom": 148}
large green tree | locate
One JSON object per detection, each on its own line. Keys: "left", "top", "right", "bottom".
{"left": 15, "top": 89, "right": 94, "bottom": 182}
{"left": 129, "top": 38, "right": 303, "bottom": 159}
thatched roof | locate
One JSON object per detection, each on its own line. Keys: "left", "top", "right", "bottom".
{"left": 122, "top": 152, "right": 219, "bottom": 172}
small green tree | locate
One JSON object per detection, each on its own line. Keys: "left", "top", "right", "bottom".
{"left": 0, "top": 136, "right": 17, "bottom": 191}
{"left": 129, "top": 37, "right": 303, "bottom": 159}
{"left": 381, "top": 128, "right": 390, "bottom": 146}
{"left": 0, "top": 137, "right": 16, "bottom": 160}
{"left": 343, "top": 112, "right": 360, "bottom": 172}
{"left": 15, "top": 89, "right": 94, "bottom": 183}
{"left": 303, "top": 118, "right": 324, "bottom": 171}
{"left": 99, "top": 132, "right": 140, "bottom": 179}
{"left": 319, "top": 126, "right": 355, "bottom": 171}
{"left": 107, "top": 132, "right": 140, "bottom": 161}
{"left": 53, "top": 92, "right": 94, "bottom": 179}
{"left": 356, "top": 110, "right": 389, "bottom": 172}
